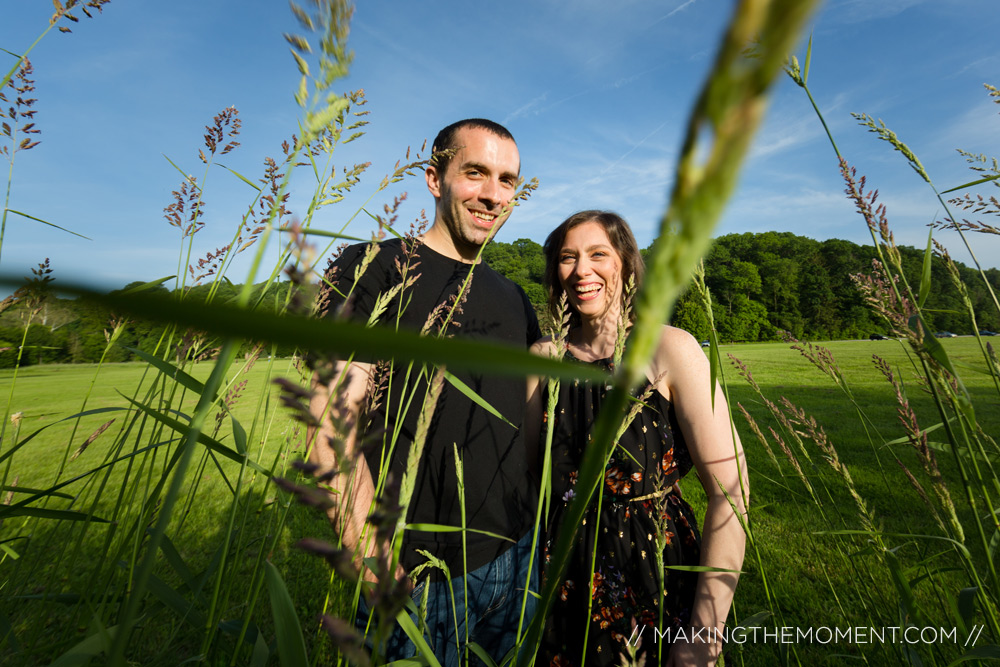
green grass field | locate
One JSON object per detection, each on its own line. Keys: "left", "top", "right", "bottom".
{"left": 1, "top": 336, "right": 997, "bottom": 664}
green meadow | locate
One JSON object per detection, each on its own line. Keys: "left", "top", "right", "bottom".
{"left": 4, "top": 0, "right": 999, "bottom": 664}
{"left": 2, "top": 336, "right": 996, "bottom": 664}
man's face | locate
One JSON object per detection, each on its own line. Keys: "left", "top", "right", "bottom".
{"left": 426, "top": 126, "right": 520, "bottom": 257}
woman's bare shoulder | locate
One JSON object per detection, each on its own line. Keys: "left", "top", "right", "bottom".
{"left": 530, "top": 335, "right": 560, "bottom": 358}
{"left": 655, "top": 325, "right": 704, "bottom": 360}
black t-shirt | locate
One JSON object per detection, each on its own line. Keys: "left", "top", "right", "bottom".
{"left": 325, "top": 237, "right": 541, "bottom": 575}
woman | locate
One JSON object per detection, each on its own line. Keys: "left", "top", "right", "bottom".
{"left": 527, "top": 211, "right": 748, "bottom": 666}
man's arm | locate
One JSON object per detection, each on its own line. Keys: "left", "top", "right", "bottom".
{"left": 308, "top": 359, "right": 386, "bottom": 583}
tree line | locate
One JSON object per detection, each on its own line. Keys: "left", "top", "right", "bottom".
{"left": 0, "top": 281, "right": 294, "bottom": 368}
{"left": 484, "top": 230, "right": 1000, "bottom": 342}
{"left": 2, "top": 231, "right": 998, "bottom": 366}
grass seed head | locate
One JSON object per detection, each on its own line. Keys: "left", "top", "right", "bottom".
{"left": 50, "top": 0, "right": 111, "bottom": 29}
{"left": 319, "top": 616, "right": 371, "bottom": 667}
{"left": 0, "top": 59, "right": 41, "bottom": 156}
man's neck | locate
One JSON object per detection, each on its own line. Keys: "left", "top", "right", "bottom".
{"left": 421, "top": 223, "right": 482, "bottom": 264}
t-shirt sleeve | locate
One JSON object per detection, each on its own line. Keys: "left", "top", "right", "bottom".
{"left": 519, "top": 287, "right": 542, "bottom": 346}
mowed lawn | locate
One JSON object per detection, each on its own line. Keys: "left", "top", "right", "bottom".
{"left": 1, "top": 336, "right": 997, "bottom": 664}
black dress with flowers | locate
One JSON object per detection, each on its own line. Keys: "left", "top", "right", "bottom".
{"left": 541, "top": 354, "right": 701, "bottom": 666}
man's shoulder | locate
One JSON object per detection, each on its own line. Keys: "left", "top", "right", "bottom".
{"left": 327, "top": 237, "right": 406, "bottom": 283}
{"left": 480, "top": 258, "right": 524, "bottom": 293}
{"left": 336, "top": 237, "right": 404, "bottom": 264}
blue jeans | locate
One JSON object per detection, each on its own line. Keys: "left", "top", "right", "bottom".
{"left": 357, "top": 531, "right": 539, "bottom": 666}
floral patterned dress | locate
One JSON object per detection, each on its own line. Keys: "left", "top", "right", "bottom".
{"left": 541, "top": 354, "right": 701, "bottom": 666}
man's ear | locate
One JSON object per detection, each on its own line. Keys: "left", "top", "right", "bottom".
{"left": 426, "top": 165, "right": 441, "bottom": 198}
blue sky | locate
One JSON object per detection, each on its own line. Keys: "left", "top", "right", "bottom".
{"left": 2, "top": 0, "right": 999, "bottom": 294}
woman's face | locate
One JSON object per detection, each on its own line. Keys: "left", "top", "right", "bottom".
{"left": 557, "top": 220, "right": 623, "bottom": 322}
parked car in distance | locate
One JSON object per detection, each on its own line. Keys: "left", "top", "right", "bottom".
{"left": 934, "top": 331, "right": 958, "bottom": 338}
{"left": 979, "top": 330, "right": 998, "bottom": 336}
{"left": 869, "top": 333, "right": 889, "bottom": 340}
{"left": 700, "top": 340, "right": 711, "bottom": 347}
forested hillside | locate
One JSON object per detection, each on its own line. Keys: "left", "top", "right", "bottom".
{"left": 483, "top": 231, "right": 999, "bottom": 342}
{"left": 2, "top": 231, "right": 998, "bottom": 366}
{"left": 0, "top": 280, "right": 294, "bottom": 367}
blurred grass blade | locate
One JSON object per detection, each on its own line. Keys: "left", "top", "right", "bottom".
{"left": 802, "top": 33, "right": 812, "bottom": 85}
{"left": 146, "top": 572, "right": 207, "bottom": 628}
{"left": 466, "top": 642, "right": 499, "bottom": 667}
{"left": 56, "top": 284, "right": 611, "bottom": 384}
{"left": 517, "top": 0, "right": 821, "bottom": 661}
{"left": 918, "top": 326, "right": 975, "bottom": 421}
{"left": 946, "top": 645, "right": 1000, "bottom": 665}
{"left": 162, "top": 153, "right": 189, "bottom": 179}
{"left": 941, "top": 173, "right": 1000, "bottom": 194}
{"left": 883, "top": 420, "right": 947, "bottom": 446}
{"left": 264, "top": 560, "right": 309, "bottom": 667}
{"left": 405, "top": 523, "right": 516, "bottom": 543}
{"left": 885, "top": 548, "right": 921, "bottom": 625}
{"left": 1, "top": 485, "right": 74, "bottom": 500}
{"left": 0, "top": 407, "right": 126, "bottom": 465}
{"left": 0, "top": 506, "right": 109, "bottom": 522}
{"left": 251, "top": 632, "right": 269, "bottom": 667}
{"left": 0, "top": 614, "right": 19, "bottom": 652}
{"left": 122, "top": 276, "right": 176, "bottom": 293}
{"left": 664, "top": 564, "right": 744, "bottom": 573}
{"left": 918, "top": 227, "right": 933, "bottom": 308}
{"left": 6, "top": 209, "right": 92, "bottom": 240}
{"left": 124, "top": 346, "right": 207, "bottom": 397}
{"left": 48, "top": 623, "right": 120, "bottom": 667}
{"left": 158, "top": 531, "right": 196, "bottom": 588}
{"left": 231, "top": 415, "right": 248, "bottom": 455}
{"left": 396, "top": 610, "right": 442, "bottom": 667}
{"left": 739, "top": 609, "right": 772, "bottom": 628}
{"left": 291, "top": 227, "right": 368, "bottom": 242}
{"left": 957, "top": 587, "right": 978, "bottom": 631}
{"left": 120, "top": 394, "right": 269, "bottom": 475}
{"left": 443, "top": 371, "right": 514, "bottom": 427}
{"left": 216, "top": 163, "right": 262, "bottom": 191}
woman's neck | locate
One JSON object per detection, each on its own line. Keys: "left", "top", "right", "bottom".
{"left": 569, "top": 306, "right": 622, "bottom": 361}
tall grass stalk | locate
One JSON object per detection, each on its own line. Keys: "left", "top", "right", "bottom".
{"left": 0, "top": 0, "right": 823, "bottom": 664}
{"left": 752, "top": 35, "right": 1000, "bottom": 659}
{"left": 518, "top": 0, "right": 819, "bottom": 662}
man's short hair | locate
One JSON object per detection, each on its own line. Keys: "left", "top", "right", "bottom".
{"left": 431, "top": 119, "right": 516, "bottom": 173}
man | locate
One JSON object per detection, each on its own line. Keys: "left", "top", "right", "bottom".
{"left": 309, "top": 119, "right": 541, "bottom": 665}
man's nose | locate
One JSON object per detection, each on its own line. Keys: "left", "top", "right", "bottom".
{"left": 479, "top": 177, "right": 502, "bottom": 207}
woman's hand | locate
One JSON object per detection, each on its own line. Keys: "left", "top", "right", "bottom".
{"left": 665, "top": 633, "right": 722, "bottom": 666}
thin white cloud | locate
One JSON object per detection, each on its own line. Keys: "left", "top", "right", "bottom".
{"left": 824, "top": 0, "right": 927, "bottom": 24}
{"left": 503, "top": 93, "right": 550, "bottom": 124}
{"left": 932, "top": 98, "right": 1000, "bottom": 158}
{"left": 663, "top": 0, "right": 699, "bottom": 21}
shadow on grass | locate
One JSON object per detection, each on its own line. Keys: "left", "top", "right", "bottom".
{"left": 702, "top": 382, "right": 998, "bottom": 666}
{"left": 0, "top": 481, "right": 346, "bottom": 666}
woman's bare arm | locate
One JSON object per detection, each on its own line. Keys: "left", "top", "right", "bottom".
{"left": 655, "top": 327, "right": 748, "bottom": 665}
